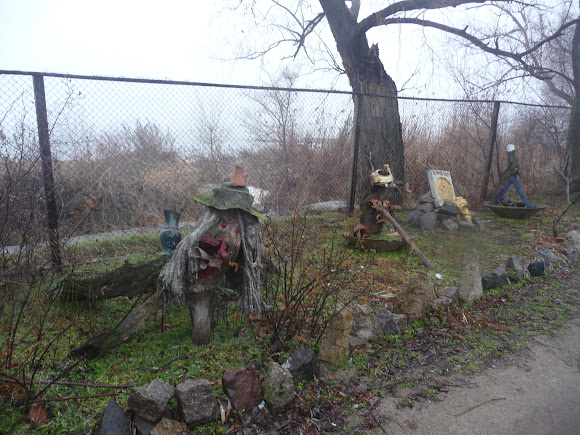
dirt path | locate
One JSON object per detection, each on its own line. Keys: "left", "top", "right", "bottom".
{"left": 371, "top": 313, "right": 580, "bottom": 434}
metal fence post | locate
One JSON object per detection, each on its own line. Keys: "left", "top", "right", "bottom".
{"left": 480, "top": 101, "right": 501, "bottom": 203}
{"left": 33, "top": 74, "right": 62, "bottom": 269}
{"left": 348, "top": 93, "right": 364, "bottom": 215}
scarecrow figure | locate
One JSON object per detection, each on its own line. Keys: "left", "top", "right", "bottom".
{"left": 70, "top": 167, "right": 265, "bottom": 357}
{"left": 161, "top": 166, "right": 265, "bottom": 344}
{"left": 494, "top": 144, "right": 536, "bottom": 208}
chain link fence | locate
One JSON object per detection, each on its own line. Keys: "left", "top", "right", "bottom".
{"left": 0, "top": 71, "right": 571, "bottom": 262}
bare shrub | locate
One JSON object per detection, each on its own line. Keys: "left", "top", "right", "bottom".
{"left": 261, "top": 212, "right": 358, "bottom": 347}
{"left": 52, "top": 121, "right": 203, "bottom": 235}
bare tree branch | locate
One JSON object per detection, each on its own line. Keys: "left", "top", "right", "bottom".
{"left": 376, "top": 16, "right": 578, "bottom": 86}
{"left": 355, "top": 0, "right": 509, "bottom": 36}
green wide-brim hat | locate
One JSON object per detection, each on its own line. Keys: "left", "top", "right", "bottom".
{"left": 194, "top": 186, "right": 265, "bottom": 220}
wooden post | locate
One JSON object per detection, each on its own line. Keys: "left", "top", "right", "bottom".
{"left": 348, "top": 93, "right": 364, "bottom": 215}
{"left": 373, "top": 203, "right": 437, "bottom": 272}
{"left": 480, "top": 101, "right": 501, "bottom": 203}
{"left": 33, "top": 74, "right": 62, "bottom": 269}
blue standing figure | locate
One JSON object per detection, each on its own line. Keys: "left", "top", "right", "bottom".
{"left": 495, "top": 144, "right": 535, "bottom": 208}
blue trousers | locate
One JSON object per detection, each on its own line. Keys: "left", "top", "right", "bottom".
{"left": 495, "top": 177, "right": 532, "bottom": 207}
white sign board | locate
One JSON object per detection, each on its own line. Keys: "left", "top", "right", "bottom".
{"left": 428, "top": 170, "right": 456, "bottom": 208}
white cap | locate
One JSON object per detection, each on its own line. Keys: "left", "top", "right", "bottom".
{"left": 507, "top": 144, "right": 516, "bottom": 152}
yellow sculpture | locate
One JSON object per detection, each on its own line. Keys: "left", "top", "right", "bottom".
{"left": 370, "top": 164, "right": 395, "bottom": 187}
{"left": 452, "top": 197, "right": 472, "bottom": 223}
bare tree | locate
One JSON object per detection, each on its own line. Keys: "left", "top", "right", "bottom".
{"left": 244, "top": 67, "right": 301, "bottom": 213}
{"left": 195, "top": 103, "right": 228, "bottom": 182}
{"left": 437, "top": 0, "right": 579, "bottom": 190}
{"left": 233, "top": 0, "right": 580, "bottom": 202}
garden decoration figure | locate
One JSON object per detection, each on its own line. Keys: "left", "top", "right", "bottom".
{"left": 370, "top": 164, "right": 395, "bottom": 187}
{"left": 161, "top": 166, "right": 265, "bottom": 344}
{"left": 494, "top": 144, "right": 535, "bottom": 208}
{"left": 359, "top": 160, "right": 412, "bottom": 236}
{"left": 68, "top": 166, "right": 266, "bottom": 357}
{"left": 452, "top": 197, "right": 472, "bottom": 223}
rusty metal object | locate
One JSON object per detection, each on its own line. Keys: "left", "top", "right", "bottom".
{"left": 230, "top": 166, "right": 246, "bottom": 187}
{"left": 484, "top": 201, "right": 546, "bottom": 219}
{"left": 353, "top": 223, "right": 371, "bottom": 238}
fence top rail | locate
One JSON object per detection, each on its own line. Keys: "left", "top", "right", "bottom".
{"left": 0, "top": 69, "right": 571, "bottom": 110}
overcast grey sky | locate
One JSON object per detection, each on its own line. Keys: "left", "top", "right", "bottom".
{"left": 0, "top": 1, "right": 269, "bottom": 83}
{"left": 0, "top": 0, "right": 447, "bottom": 93}
{"left": 1, "top": 0, "right": 571, "bottom": 102}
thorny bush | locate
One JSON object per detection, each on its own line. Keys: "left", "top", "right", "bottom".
{"left": 260, "top": 211, "right": 359, "bottom": 348}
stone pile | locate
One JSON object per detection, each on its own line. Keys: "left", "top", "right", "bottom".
{"left": 407, "top": 194, "right": 484, "bottom": 232}
{"left": 96, "top": 349, "right": 322, "bottom": 434}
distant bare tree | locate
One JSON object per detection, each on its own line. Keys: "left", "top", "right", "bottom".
{"left": 233, "top": 0, "right": 579, "bottom": 200}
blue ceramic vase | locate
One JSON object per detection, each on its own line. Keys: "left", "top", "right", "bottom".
{"left": 160, "top": 210, "right": 181, "bottom": 255}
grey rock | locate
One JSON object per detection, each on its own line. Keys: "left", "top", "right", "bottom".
{"left": 564, "top": 230, "right": 580, "bottom": 252}
{"left": 151, "top": 417, "right": 187, "bottom": 435}
{"left": 135, "top": 416, "right": 157, "bottom": 435}
{"left": 537, "top": 248, "right": 562, "bottom": 265}
{"left": 481, "top": 273, "right": 497, "bottom": 292}
{"left": 562, "top": 248, "right": 578, "bottom": 263}
{"left": 128, "top": 380, "right": 174, "bottom": 423}
{"left": 440, "top": 219, "right": 459, "bottom": 233}
{"left": 527, "top": 260, "right": 546, "bottom": 277}
{"left": 408, "top": 209, "right": 425, "bottom": 227}
{"left": 282, "top": 348, "right": 321, "bottom": 385}
{"left": 459, "top": 250, "right": 483, "bottom": 303}
{"left": 175, "top": 379, "right": 218, "bottom": 427}
{"left": 458, "top": 221, "right": 476, "bottom": 232}
{"left": 492, "top": 267, "right": 509, "bottom": 287}
{"left": 306, "top": 200, "right": 347, "bottom": 213}
{"left": 442, "top": 286, "right": 459, "bottom": 304}
{"left": 375, "top": 309, "right": 404, "bottom": 334}
{"left": 262, "top": 362, "right": 295, "bottom": 409}
{"left": 472, "top": 216, "right": 485, "bottom": 230}
{"left": 506, "top": 256, "right": 526, "bottom": 281}
{"left": 222, "top": 368, "right": 263, "bottom": 411}
{"left": 96, "top": 400, "right": 131, "bottom": 435}
{"left": 418, "top": 202, "right": 434, "bottom": 213}
{"left": 349, "top": 304, "right": 384, "bottom": 346}
{"left": 420, "top": 195, "right": 434, "bottom": 204}
{"left": 439, "top": 204, "right": 459, "bottom": 216}
{"left": 419, "top": 212, "right": 438, "bottom": 231}
{"left": 433, "top": 295, "right": 453, "bottom": 307}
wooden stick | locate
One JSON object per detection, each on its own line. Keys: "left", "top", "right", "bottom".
{"left": 373, "top": 204, "right": 437, "bottom": 271}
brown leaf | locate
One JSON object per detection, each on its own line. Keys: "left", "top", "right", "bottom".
{"left": 29, "top": 394, "right": 48, "bottom": 427}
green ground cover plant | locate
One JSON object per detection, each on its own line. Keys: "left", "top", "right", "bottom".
{"left": 0, "top": 202, "right": 578, "bottom": 433}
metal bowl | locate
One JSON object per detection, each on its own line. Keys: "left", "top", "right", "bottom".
{"left": 484, "top": 201, "right": 547, "bottom": 219}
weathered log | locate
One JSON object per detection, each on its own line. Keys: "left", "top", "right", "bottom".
{"left": 182, "top": 211, "right": 242, "bottom": 345}
{"left": 69, "top": 289, "right": 164, "bottom": 359}
{"left": 373, "top": 203, "right": 437, "bottom": 272}
{"left": 59, "top": 256, "right": 169, "bottom": 301}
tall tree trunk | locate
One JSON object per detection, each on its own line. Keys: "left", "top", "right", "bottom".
{"left": 568, "top": 10, "right": 580, "bottom": 193}
{"left": 320, "top": 0, "right": 405, "bottom": 204}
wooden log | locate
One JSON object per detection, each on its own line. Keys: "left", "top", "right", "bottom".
{"left": 58, "top": 256, "right": 169, "bottom": 301}
{"left": 373, "top": 203, "right": 437, "bottom": 272}
{"left": 183, "top": 213, "right": 242, "bottom": 344}
{"left": 69, "top": 289, "right": 164, "bottom": 359}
